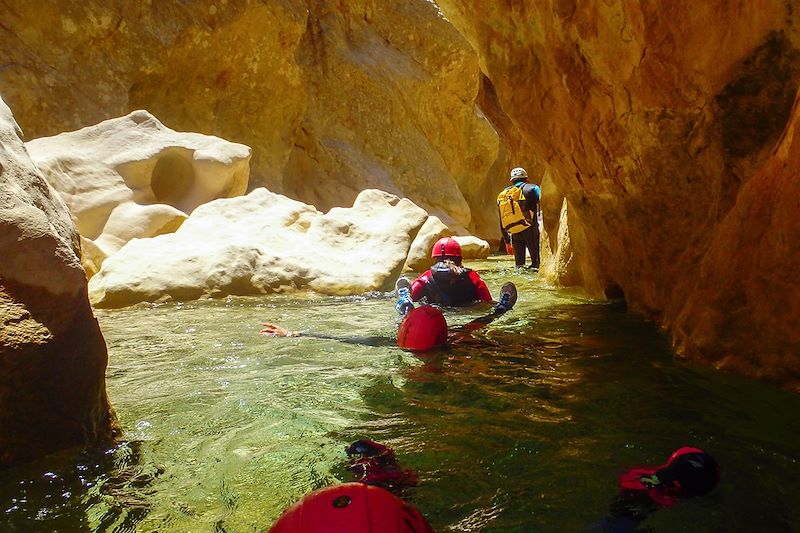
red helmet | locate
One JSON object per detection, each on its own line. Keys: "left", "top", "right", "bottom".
{"left": 269, "top": 482, "right": 434, "bottom": 533}
{"left": 431, "top": 237, "right": 461, "bottom": 260}
{"left": 396, "top": 305, "right": 448, "bottom": 352}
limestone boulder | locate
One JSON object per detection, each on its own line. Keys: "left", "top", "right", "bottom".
{"left": 89, "top": 188, "right": 428, "bottom": 308}
{"left": 452, "top": 236, "right": 490, "bottom": 260}
{"left": 25, "top": 111, "right": 250, "bottom": 269}
{"left": 402, "top": 217, "right": 490, "bottom": 273}
{"left": 403, "top": 216, "right": 450, "bottom": 273}
{"left": 79, "top": 236, "right": 106, "bottom": 279}
{"left": 0, "top": 96, "right": 118, "bottom": 466}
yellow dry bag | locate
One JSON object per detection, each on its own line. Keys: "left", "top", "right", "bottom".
{"left": 497, "top": 184, "right": 532, "bottom": 234}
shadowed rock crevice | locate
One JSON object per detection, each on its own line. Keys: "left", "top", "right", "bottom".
{"left": 716, "top": 31, "right": 800, "bottom": 162}
{"left": 150, "top": 151, "right": 196, "bottom": 210}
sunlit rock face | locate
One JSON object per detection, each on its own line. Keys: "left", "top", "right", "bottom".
{"left": 452, "top": 235, "right": 490, "bottom": 260}
{"left": 437, "top": 1, "right": 800, "bottom": 388}
{"left": 0, "top": 97, "right": 118, "bottom": 466}
{"left": 671, "top": 95, "right": 800, "bottom": 385}
{"left": 404, "top": 216, "right": 450, "bottom": 272}
{"left": 25, "top": 111, "right": 251, "bottom": 274}
{"left": 0, "top": 0, "right": 502, "bottom": 237}
{"left": 89, "top": 188, "right": 428, "bottom": 308}
{"left": 403, "top": 216, "right": 491, "bottom": 273}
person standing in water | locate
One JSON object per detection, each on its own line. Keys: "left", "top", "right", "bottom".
{"left": 497, "top": 167, "right": 541, "bottom": 270}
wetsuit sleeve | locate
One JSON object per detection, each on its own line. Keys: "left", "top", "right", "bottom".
{"left": 410, "top": 271, "right": 431, "bottom": 301}
{"left": 468, "top": 271, "right": 493, "bottom": 301}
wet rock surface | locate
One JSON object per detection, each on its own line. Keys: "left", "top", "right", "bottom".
{"left": 0, "top": 96, "right": 118, "bottom": 466}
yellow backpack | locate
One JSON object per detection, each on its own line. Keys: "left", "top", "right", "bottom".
{"left": 497, "top": 184, "right": 532, "bottom": 234}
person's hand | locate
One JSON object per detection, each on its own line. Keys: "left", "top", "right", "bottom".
{"left": 260, "top": 322, "right": 299, "bottom": 337}
{"left": 505, "top": 243, "right": 514, "bottom": 255}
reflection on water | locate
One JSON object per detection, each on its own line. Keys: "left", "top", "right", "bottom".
{"left": 2, "top": 257, "right": 799, "bottom": 531}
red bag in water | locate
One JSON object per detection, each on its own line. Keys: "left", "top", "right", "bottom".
{"left": 269, "top": 482, "right": 434, "bottom": 533}
{"left": 396, "top": 305, "right": 448, "bottom": 351}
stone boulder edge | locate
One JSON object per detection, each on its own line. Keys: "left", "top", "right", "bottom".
{"left": 452, "top": 236, "right": 490, "bottom": 260}
{"left": 403, "top": 217, "right": 491, "bottom": 274}
{"left": 89, "top": 188, "right": 428, "bottom": 308}
{"left": 403, "top": 216, "right": 450, "bottom": 273}
{"left": 25, "top": 110, "right": 251, "bottom": 273}
{"left": 0, "top": 96, "right": 118, "bottom": 467}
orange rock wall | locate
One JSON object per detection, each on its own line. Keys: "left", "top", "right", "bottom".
{"left": 0, "top": 0, "right": 502, "bottom": 235}
{"left": 436, "top": 0, "right": 800, "bottom": 388}
{"left": 3, "top": 0, "right": 799, "bottom": 388}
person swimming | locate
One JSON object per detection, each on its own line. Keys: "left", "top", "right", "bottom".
{"left": 345, "top": 439, "right": 419, "bottom": 496}
{"left": 269, "top": 439, "right": 432, "bottom": 533}
{"left": 261, "top": 280, "right": 517, "bottom": 352}
{"left": 597, "top": 446, "right": 721, "bottom": 532}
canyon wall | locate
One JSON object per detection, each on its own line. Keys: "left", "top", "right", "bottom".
{"left": 0, "top": 0, "right": 503, "bottom": 236}
{"left": 436, "top": 0, "right": 800, "bottom": 388}
{"left": 0, "top": 97, "right": 118, "bottom": 466}
{"left": 2, "top": 0, "right": 799, "bottom": 388}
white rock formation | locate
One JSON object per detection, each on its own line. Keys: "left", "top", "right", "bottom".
{"left": 25, "top": 110, "right": 251, "bottom": 272}
{"left": 403, "top": 216, "right": 492, "bottom": 273}
{"left": 403, "top": 216, "right": 450, "bottom": 272}
{"left": 88, "top": 188, "right": 428, "bottom": 308}
{"left": 452, "top": 235, "right": 490, "bottom": 260}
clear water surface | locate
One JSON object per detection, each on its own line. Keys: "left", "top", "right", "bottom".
{"left": 2, "top": 257, "right": 799, "bottom": 532}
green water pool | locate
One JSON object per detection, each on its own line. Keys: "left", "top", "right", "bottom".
{"left": 2, "top": 257, "right": 799, "bottom": 531}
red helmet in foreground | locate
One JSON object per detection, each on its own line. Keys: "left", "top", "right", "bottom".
{"left": 269, "top": 482, "right": 434, "bottom": 533}
{"left": 430, "top": 237, "right": 461, "bottom": 260}
{"left": 397, "top": 306, "right": 448, "bottom": 352}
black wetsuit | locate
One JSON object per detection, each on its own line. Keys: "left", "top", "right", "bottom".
{"left": 416, "top": 265, "right": 479, "bottom": 306}
{"left": 507, "top": 182, "right": 541, "bottom": 268}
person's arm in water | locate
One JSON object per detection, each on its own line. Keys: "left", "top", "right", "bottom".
{"left": 260, "top": 323, "right": 301, "bottom": 337}
{"left": 445, "top": 308, "right": 509, "bottom": 344}
{"left": 409, "top": 271, "right": 430, "bottom": 302}
{"left": 468, "top": 271, "right": 493, "bottom": 302}
{"left": 448, "top": 281, "right": 516, "bottom": 342}
{"left": 260, "top": 322, "right": 393, "bottom": 346}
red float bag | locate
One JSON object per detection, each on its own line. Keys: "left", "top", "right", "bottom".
{"left": 396, "top": 305, "right": 448, "bottom": 351}
{"left": 269, "top": 482, "right": 434, "bottom": 533}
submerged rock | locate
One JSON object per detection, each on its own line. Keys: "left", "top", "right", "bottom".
{"left": 25, "top": 111, "right": 251, "bottom": 274}
{"left": 0, "top": 96, "right": 118, "bottom": 466}
{"left": 88, "top": 188, "right": 428, "bottom": 308}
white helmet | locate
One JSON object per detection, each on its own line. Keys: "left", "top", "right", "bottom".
{"left": 510, "top": 167, "right": 528, "bottom": 181}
